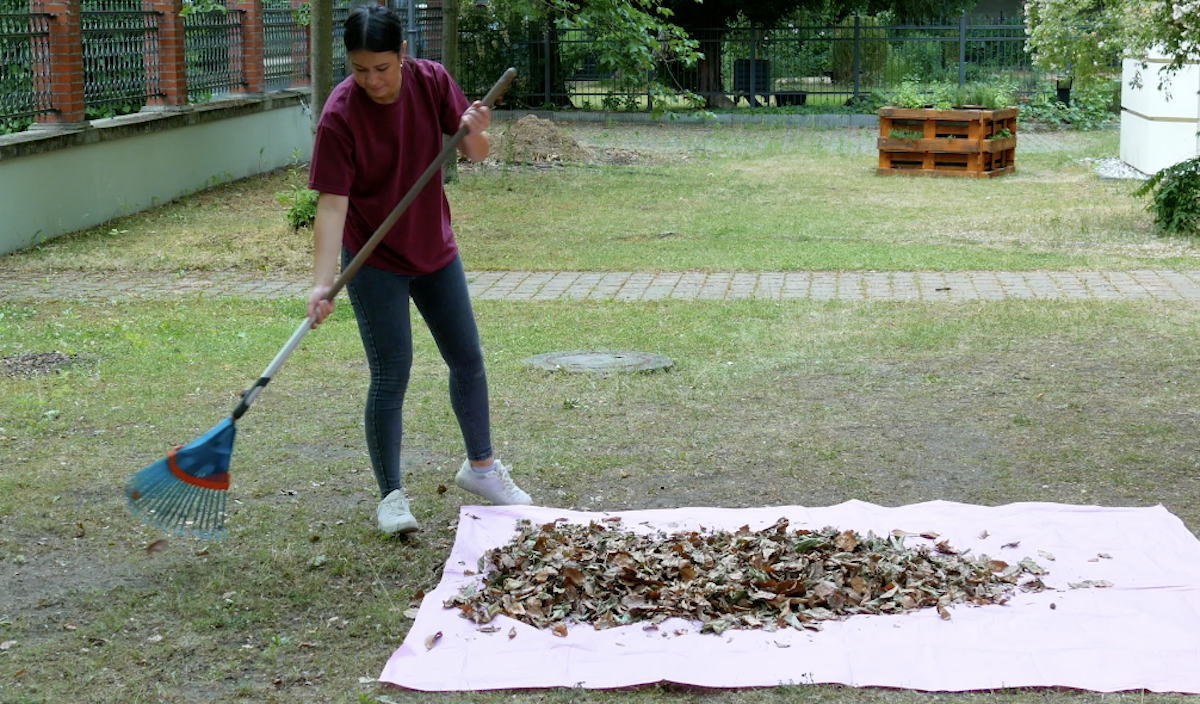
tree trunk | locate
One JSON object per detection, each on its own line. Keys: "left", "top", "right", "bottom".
{"left": 697, "top": 35, "right": 733, "bottom": 109}
{"left": 442, "top": 0, "right": 459, "bottom": 80}
{"left": 310, "top": 0, "right": 333, "bottom": 134}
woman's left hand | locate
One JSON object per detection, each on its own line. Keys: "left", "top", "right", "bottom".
{"left": 460, "top": 101, "right": 490, "bottom": 136}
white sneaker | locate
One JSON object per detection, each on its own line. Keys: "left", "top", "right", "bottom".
{"left": 454, "top": 459, "right": 532, "bottom": 505}
{"left": 377, "top": 489, "right": 419, "bottom": 534}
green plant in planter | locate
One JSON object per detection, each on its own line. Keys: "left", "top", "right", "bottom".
{"left": 887, "top": 128, "right": 926, "bottom": 140}
{"left": 988, "top": 127, "right": 1013, "bottom": 140}
{"left": 1135, "top": 156, "right": 1200, "bottom": 236}
{"left": 889, "top": 78, "right": 926, "bottom": 109}
{"left": 930, "top": 83, "right": 957, "bottom": 110}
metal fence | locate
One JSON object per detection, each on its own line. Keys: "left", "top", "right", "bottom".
{"left": 0, "top": 11, "right": 51, "bottom": 127}
{"left": 82, "top": 0, "right": 160, "bottom": 113}
{"left": 263, "top": 6, "right": 307, "bottom": 92}
{"left": 1, "top": 8, "right": 1095, "bottom": 132}
{"left": 458, "top": 16, "right": 1056, "bottom": 109}
{"left": 184, "top": 9, "right": 244, "bottom": 103}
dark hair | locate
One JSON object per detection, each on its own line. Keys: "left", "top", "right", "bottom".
{"left": 344, "top": 4, "right": 404, "bottom": 54}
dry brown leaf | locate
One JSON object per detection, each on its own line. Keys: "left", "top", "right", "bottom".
{"left": 508, "top": 627, "right": 517, "bottom": 639}
{"left": 145, "top": 539, "right": 168, "bottom": 555}
{"left": 444, "top": 518, "right": 1050, "bottom": 635}
{"left": 424, "top": 632, "right": 442, "bottom": 650}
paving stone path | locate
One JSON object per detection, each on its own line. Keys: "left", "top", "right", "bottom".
{"left": 4, "top": 269, "right": 1200, "bottom": 303}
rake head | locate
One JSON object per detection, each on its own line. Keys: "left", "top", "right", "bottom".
{"left": 126, "top": 418, "right": 236, "bottom": 540}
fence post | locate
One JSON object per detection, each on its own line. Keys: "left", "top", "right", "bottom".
{"left": 233, "top": 0, "right": 266, "bottom": 94}
{"left": 29, "top": 0, "right": 87, "bottom": 129}
{"left": 145, "top": 0, "right": 187, "bottom": 109}
{"left": 405, "top": 0, "right": 418, "bottom": 58}
{"left": 543, "top": 27, "right": 551, "bottom": 107}
{"left": 958, "top": 13, "right": 966, "bottom": 86}
{"left": 852, "top": 15, "right": 860, "bottom": 101}
{"left": 749, "top": 20, "right": 757, "bottom": 108}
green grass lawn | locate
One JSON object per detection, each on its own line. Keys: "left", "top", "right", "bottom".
{"left": 2, "top": 125, "right": 1189, "bottom": 275}
{"left": 2, "top": 124, "right": 1199, "bottom": 703}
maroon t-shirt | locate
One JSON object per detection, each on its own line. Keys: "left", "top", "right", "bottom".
{"left": 309, "top": 59, "right": 470, "bottom": 275}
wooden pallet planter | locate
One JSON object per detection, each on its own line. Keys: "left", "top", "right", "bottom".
{"left": 877, "top": 107, "right": 1018, "bottom": 178}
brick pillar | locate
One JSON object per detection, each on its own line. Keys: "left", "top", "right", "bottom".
{"left": 290, "top": 0, "right": 310, "bottom": 88}
{"left": 145, "top": 0, "right": 188, "bottom": 108}
{"left": 234, "top": 0, "right": 265, "bottom": 94}
{"left": 31, "top": 0, "right": 87, "bottom": 128}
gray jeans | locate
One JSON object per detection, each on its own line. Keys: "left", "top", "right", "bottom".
{"left": 343, "top": 251, "right": 492, "bottom": 498}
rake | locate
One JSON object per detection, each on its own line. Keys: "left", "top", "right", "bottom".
{"left": 126, "top": 68, "right": 517, "bottom": 539}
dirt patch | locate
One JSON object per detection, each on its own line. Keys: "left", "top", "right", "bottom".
{"left": 491, "top": 116, "right": 591, "bottom": 164}
{"left": 0, "top": 351, "right": 73, "bottom": 378}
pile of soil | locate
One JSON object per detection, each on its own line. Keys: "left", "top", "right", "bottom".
{"left": 492, "top": 116, "right": 590, "bottom": 164}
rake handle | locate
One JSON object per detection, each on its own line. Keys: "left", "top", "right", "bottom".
{"left": 231, "top": 67, "right": 517, "bottom": 422}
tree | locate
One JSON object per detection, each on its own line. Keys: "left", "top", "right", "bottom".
{"left": 1025, "top": 0, "right": 1200, "bottom": 90}
{"left": 455, "top": 0, "right": 700, "bottom": 108}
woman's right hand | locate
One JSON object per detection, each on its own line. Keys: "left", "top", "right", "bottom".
{"left": 309, "top": 192, "right": 348, "bottom": 328}
{"left": 307, "top": 284, "right": 335, "bottom": 327}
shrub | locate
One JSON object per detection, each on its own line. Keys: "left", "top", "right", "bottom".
{"left": 276, "top": 187, "right": 318, "bottom": 230}
{"left": 831, "top": 15, "right": 890, "bottom": 87}
{"left": 1135, "top": 157, "right": 1200, "bottom": 237}
{"left": 885, "top": 37, "right": 952, "bottom": 84}
{"left": 1018, "top": 79, "right": 1119, "bottom": 130}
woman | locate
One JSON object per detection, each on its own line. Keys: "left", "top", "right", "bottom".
{"left": 306, "top": 4, "right": 530, "bottom": 535}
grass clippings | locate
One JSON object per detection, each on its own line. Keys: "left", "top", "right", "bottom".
{"left": 492, "top": 115, "right": 591, "bottom": 164}
{"left": 447, "top": 517, "right": 1048, "bottom": 634}
{"left": 0, "top": 351, "right": 74, "bottom": 378}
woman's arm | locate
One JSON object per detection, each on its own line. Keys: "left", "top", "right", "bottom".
{"left": 458, "top": 101, "right": 491, "bottom": 163}
{"left": 306, "top": 192, "right": 349, "bottom": 327}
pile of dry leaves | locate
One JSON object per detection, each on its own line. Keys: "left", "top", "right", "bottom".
{"left": 445, "top": 518, "right": 1048, "bottom": 634}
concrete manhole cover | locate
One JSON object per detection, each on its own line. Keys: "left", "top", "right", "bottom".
{"left": 522, "top": 350, "right": 673, "bottom": 374}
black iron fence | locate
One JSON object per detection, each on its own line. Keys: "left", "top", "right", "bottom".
{"left": 184, "top": 9, "right": 243, "bottom": 102}
{"left": 458, "top": 16, "right": 1064, "bottom": 110}
{"left": 81, "top": 1, "right": 160, "bottom": 113}
{"left": 0, "top": 7, "right": 1110, "bottom": 132}
{"left": 0, "top": 10, "right": 51, "bottom": 127}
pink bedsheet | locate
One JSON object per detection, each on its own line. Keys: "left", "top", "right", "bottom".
{"left": 380, "top": 501, "right": 1200, "bottom": 693}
